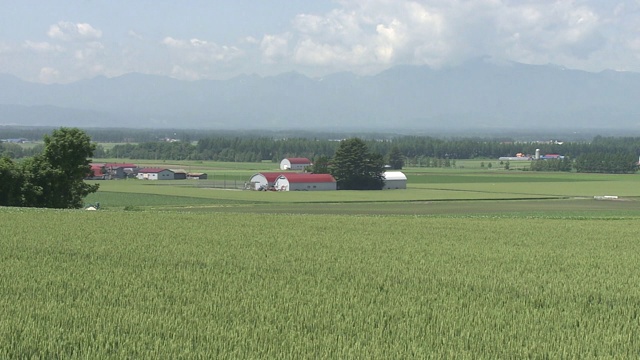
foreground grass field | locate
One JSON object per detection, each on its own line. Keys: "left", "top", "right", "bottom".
{"left": 3, "top": 164, "right": 640, "bottom": 357}
{"left": 1, "top": 209, "right": 639, "bottom": 358}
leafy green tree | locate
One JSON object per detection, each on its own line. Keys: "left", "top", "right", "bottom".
{"left": 330, "top": 138, "right": 385, "bottom": 190}
{"left": 387, "top": 146, "right": 404, "bottom": 170}
{"left": 0, "top": 128, "right": 99, "bottom": 209}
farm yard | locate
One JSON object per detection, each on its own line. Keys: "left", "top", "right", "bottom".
{"left": 2, "top": 160, "right": 640, "bottom": 358}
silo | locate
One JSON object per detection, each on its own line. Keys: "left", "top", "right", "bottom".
{"left": 535, "top": 149, "right": 540, "bottom": 160}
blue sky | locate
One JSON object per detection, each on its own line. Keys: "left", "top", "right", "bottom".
{"left": 1, "top": 0, "right": 639, "bottom": 83}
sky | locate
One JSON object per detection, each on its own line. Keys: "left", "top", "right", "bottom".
{"left": 1, "top": 0, "right": 639, "bottom": 83}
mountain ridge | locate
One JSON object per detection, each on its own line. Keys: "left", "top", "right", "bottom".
{"left": 1, "top": 61, "right": 639, "bottom": 130}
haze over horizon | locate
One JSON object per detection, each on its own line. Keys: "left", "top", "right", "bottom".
{"left": 2, "top": 0, "right": 640, "bottom": 84}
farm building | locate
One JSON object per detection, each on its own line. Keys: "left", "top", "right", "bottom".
{"left": 87, "top": 163, "right": 106, "bottom": 180}
{"left": 136, "top": 168, "right": 176, "bottom": 180}
{"left": 170, "top": 169, "right": 187, "bottom": 180}
{"left": 383, "top": 171, "right": 407, "bottom": 189}
{"left": 274, "top": 173, "right": 336, "bottom": 191}
{"left": 249, "top": 172, "right": 283, "bottom": 190}
{"left": 187, "top": 172, "right": 208, "bottom": 180}
{"left": 104, "top": 163, "right": 138, "bottom": 179}
{"left": 280, "top": 157, "right": 312, "bottom": 170}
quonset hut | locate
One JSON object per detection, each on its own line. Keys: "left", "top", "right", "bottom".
{"left": 280, "top": 158, "right": 312, "bottom": 170}
{"left": 274, "top": 173, "right": 336, "bottom": 191}
{"left": 382, "top": 171, "right": 407, "bottom": 189}
{"left": 249, "top": 172, "right": 283, "bottom": 190}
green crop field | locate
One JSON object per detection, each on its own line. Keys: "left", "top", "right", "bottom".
{"left": 3, "top": 163, "right": 640, "bottom": 357}
{"left": 1, "top": 209, "right": 640, "bottom": 358}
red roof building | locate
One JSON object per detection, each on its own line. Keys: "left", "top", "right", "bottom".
{"left": 280, "top": 157, "right": 312, "bottom": 170}
{"left": 274, "top": 173, "right": 336, "bottom": 191}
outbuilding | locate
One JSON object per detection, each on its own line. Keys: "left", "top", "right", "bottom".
{"left": 87, "top": 163, "right": 106, "bottom": 180}
{"left": 170, "top": 169, "right": 188, "bottom": 180}
{"left": 105, "top": 163, "right": 138, "bottom": 179}
{"left": 249, "top": 172, "right": 283, "bottom": 190}
{"left": 274, "top": 173, "right": 336, "bottom": 191}
{"left": 383, "top": 171, "right": 407, "bottom": 189}
{"left": 187, "top": 172, "right": 208, "bottom": 180}
{"left": 280, "top": 157, "right": 312, "bottom": 170}
{"left": 136, "top": 168, "right": 175, "bottom": 180}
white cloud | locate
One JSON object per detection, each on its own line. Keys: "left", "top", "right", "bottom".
{"left": 260, "top": 34, "right": 291, "bottom": 63}
{"left": 74, "top": 41, "right": 104, "bottom": 61}
{"left": 5, "top": 1, "right": 640, "bottom": 83}
{"left": 162, "top": 36, "right": 244, "bottom": 80}
{"left": 23, "top": 41, "right": 64, "bottom": 53}
{"left": 38, "top": 67, "right": 60, "bottom": 83}
{"left": 256, "top": 0, "right": 640, "bottom": 75}
{"left": 127, "top": 30, "right": 144, "bottom": 40}
{"left": 48, "top": 21, "right": 102, "bottom": 42}
{"left": 163, "top": 37, "right": 243, "bottom": 62}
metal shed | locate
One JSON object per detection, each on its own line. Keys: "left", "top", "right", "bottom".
{"left": 383, "top": 171, "right": 407, "bottom": 189}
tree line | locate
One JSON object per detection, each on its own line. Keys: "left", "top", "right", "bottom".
{"left": 2, "top": 133, "right": 638, "bottom": 174}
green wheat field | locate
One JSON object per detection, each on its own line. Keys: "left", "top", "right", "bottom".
{"left": 2, "top": 163, "right": 640, "bottom": 358}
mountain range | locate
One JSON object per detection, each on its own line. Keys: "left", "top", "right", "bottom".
{"left": 1, "top": 58, "right": 639, "bottom": 131}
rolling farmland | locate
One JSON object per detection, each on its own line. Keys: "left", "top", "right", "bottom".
{"left": 2, "top": 164, "right": 640, "bottom": 357}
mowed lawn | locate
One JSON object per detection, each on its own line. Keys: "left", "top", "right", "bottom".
{"left": 1, "top": 209, "right": 639, "bottom": 358}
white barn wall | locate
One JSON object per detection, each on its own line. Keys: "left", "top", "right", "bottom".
{"left": 280, "top": 158, "right": 311, "bottom": 170}
{"left": 383, "top": 171, "right": 407, "bottom": 189}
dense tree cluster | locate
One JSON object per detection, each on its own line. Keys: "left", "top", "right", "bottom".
{"left": 529, "top": 158, "right": 573, "bottom": 172}
{"left": 330, "top": 138, "right": 385, "bottom": 190}
{"left": 0, "top": 128, "right": 99, "bottom": 208}
{"left": 574, "top": 153, "right": 638, "bottom": 174}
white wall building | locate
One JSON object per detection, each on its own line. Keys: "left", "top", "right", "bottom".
{"left": 274, "top": 173, "right": 336, "bottom": 191}
{"left": 280, "top": 157, "right": 312, "bottom": 170}
{"left": 136, "top": 168, "right": 175, "bottom": 180}
{"left": 383, "top": 171, "right": 407, "bottom": 189}
{"left": 249, "top": 172, "right": 283, "bottom": 190}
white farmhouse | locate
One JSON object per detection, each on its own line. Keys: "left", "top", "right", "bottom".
{"left": 274, "top": 173, "right": 336, "bottom": 191}
{"left": 383, "top": 171, "right": 407, "bottom": 189}
{"left": 136, "top": 168, "right": 175, "bottom": 180}
{"left": 280, "top": 157, "right": 312, "bottom": 170}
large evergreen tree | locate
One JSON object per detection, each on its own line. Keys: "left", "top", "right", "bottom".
{"left": 330, "top": 138, "right": 385, "bottom": 190}
{"left": 387, "top": 146, "right": 405, "bottom": 170}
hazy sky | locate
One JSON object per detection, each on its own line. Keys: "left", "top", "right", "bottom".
{"left": 1, "top": 0, "right": 639, "bottom": 83}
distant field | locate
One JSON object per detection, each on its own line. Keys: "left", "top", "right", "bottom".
{"left": 83, "top": 164, "right": 640, "bottom": 215}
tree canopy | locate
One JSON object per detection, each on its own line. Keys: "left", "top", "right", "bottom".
{"left": 387, "top": 146, "right": 405, "bottom": 170}
{"left": 330, "top": 138, "right": 385, "bottom": 190}
{"left": 0, "top": 128, "right": 99, "bottom": 209}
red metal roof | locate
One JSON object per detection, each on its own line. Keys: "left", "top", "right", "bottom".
{"left": 138, "top": 168, "right": 170, "bottom": 173}
{"left": 89, "top": 164, "right": 104, "bottom": 177}
{"left": 105, "top": 163, "right": 137, "bottom": 168}
{"left": 285, "top": 157, "right": 311, "bottom": 164}
{"left": 256, "top": 172, "right": 284, "bottom": 182}
{"left": 279, "top": 173, "right": 335, "bottom": 183}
